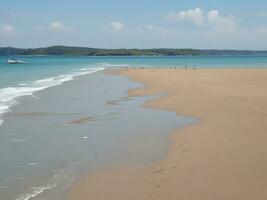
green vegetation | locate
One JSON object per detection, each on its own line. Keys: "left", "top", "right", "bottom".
{"left": 0, "top": 46, "right": 267, "bottom": 56}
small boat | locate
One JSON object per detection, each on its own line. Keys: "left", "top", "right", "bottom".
{"left": 6, "top": 58, "right": 26, "bottom": 64}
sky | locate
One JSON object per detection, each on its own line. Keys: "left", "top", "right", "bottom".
{"left": 0, "top": 0, "right": 267, "bottom": 49}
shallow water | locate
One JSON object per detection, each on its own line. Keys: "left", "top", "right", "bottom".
{"left": 1, "top": 55, "right": 267, "bottom": 126}
{"left": 0, "top": 71, "right": 196, "bottom": 200}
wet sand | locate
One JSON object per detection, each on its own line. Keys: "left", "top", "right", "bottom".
{"left": 69, "top": 68, "right": 267, "bottom": 200}
{"left": 1, "top": 70, "right": 194, "bottom": 200}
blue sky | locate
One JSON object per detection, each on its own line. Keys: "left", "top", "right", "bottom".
{"left": 0, "top": 0, "right": 267, "bottom": 49}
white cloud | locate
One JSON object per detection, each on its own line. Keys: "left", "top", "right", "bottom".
{"left": 110, "top": 22, "right": 125, "bottom": 32}
{"left": 50, "top": 21, "right": 66, "bottom": 31}
{"left": 207, "top": 10, "right": 237, "bottom": 32}
{"left": 166, "top": 8, "right": 205, "bottom": 27}
{"left": 166, "top": 8, "right": 237, "bottom": 31}
{"left": 0, "top": 24, "right": 16, "bottom": 36}
{"left": 145, "top": 24, "right": 156, "bottom": 31}
{"left": 143, "top": 24, "right": 174, "bottom": 32}
{"left": 207, "top": 10, "right": 219, "bottom": 21}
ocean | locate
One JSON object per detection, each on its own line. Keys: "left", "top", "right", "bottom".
{"left": 1, "top": 55, "right": 267, "bottom": 125}
{"left": 0, "top": 55, "right": 266, "bottom": 200}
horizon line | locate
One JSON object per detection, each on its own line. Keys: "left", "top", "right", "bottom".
{"left": 1, "top": 45, "right": 267, "bottom": 51}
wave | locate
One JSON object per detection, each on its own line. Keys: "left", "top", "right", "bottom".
{"left": 15, "top": 161, "right": 76, "bottom": 200}
{"left": 0, "top": 67, "right": 105, "bottom": 126}
{"left": 97, "top": 63, "right": 153, "bottom": 68}
{"left": 16, "top": 184, "right": 56, "bottom": 200}
{"left": 97, "top": 63, "right": 130, "bottom": 67}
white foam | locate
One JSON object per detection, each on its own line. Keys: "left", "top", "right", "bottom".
{"left": 16, "top": 184, "right": 56, "bottom": 200}
{"left": 0, "top": 67, "right": 105, "bottom": 126}
{"left": 97, "top": 62, "right": 130, "bottom": 67}
{"left": 15, "top": 156, "right": 78, "bottom": 200}
{"left": 28, "top": 162, "right": 38, "bottom": 166}
{"left": 16, "top": 161, "right": 76, "bottom": 200}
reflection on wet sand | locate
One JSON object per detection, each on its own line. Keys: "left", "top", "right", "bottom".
{"left": 67, "top": 117, "right": 94, "bottom": 125}
{"left": 106, "top": 97, "right": 131, "bottom": 106}
{"left": 67, "top": 116, "right": 117, "bottom": 125}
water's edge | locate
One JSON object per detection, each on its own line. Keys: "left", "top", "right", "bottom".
{"left": 1, "top": 69, "right": 196, "bottom": 200}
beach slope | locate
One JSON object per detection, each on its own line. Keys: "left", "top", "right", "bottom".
{"left": 70, "top": 68, "right": 267, "bottom": 200}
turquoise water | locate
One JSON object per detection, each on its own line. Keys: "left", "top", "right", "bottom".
{"left": 1, "top": 55, "right": 267, "bottom": 126}
{"left": 1, "top": 55, "right": 267, "bottom": 87}
{"left": 1, "top": 55, "right": 267, "bottom": 88}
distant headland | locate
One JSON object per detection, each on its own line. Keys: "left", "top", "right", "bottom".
{"left": 1, "top": 46, "right": 267, "bottom": 56}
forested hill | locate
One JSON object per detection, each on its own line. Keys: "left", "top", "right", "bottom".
{"left": 1, "top": 46, "right": 267, "bottom": 56}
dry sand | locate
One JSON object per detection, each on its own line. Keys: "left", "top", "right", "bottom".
{"left": 69, "top": 68, "right": 267, "bottom": 200}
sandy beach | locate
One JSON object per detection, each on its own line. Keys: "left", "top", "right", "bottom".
{"left": 69, "top": 68, "right": 267, "bottom": 200}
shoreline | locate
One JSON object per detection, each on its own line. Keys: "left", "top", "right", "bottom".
{"left": 70, "top": 68, "right": 267, "bottom": 200}
{"left": 1, "top": 68, "right": 192, "bottom": 200}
